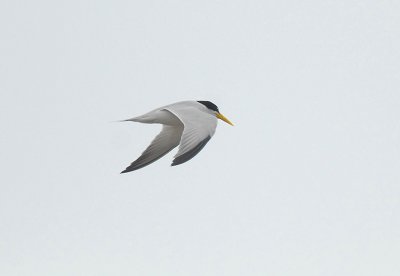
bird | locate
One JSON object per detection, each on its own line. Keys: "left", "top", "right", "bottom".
{"left": 120, "top": 100, "right": 233, "bottom": 173}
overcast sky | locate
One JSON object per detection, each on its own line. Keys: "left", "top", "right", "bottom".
{"left": 1, "top": 0, "right": 400, "bottom": 275}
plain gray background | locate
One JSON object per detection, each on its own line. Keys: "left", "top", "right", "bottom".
{"left": 1, "top": 0, "right": 399, "bottom": 275}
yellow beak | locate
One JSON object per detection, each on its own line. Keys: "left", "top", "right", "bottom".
{"left": 216, "top": 112, "right": 234, "bottom": 126}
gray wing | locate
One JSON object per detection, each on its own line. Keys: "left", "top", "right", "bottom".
{"left": 165, "top": 105, "right": 218, "bottom": 167}
{"left": 171, "top": 135, "right": 211, "bottom": 166}
{"left": 121, "top": 125, "right": 183, "bottom": 173}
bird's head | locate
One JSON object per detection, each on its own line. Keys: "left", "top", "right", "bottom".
{"left": 197, "top": 101, "right": 234, "bottom": 126}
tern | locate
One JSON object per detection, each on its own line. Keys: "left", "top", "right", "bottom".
{"left": 120, "top": 100, "right": 233, "bottom": 173}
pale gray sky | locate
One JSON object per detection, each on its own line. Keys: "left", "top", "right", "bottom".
{"left": 1, "top": 0, "right": 400, "bottom": 275}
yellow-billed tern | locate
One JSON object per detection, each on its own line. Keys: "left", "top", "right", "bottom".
{"left": 120, "top": 101, "right": 233, "bottom": 173}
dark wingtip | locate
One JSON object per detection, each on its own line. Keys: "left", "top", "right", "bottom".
{"left": 171, "top": 136, "right": 211, "bottom": 167}
{"left": 120, "top": 168, "right": 130, "bottom": 174}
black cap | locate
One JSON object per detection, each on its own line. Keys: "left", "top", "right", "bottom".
{"left": 197, "top": 101, "right": 219, "bottom": 112}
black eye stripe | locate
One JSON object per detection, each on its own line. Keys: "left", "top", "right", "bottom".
{"left": 197, "top": 101, "right": 219, "bottom": 113}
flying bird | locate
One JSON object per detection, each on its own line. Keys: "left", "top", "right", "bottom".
{"left": 120, "top": 101, "right": 233, "bottom": 173}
